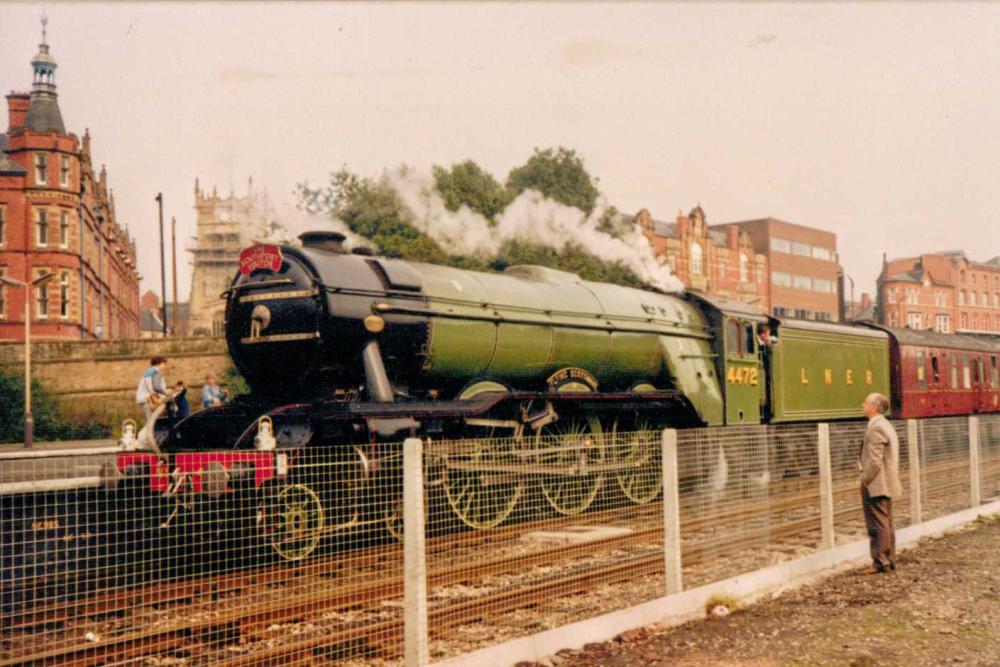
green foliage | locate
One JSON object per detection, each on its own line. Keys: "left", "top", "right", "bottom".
{"left": 297, "top": 168, "right": 450, "bottom": 264}
{"left": 295, "top": 149, "right": 642, "bottom": 289}
{"left": 0, "top": 368, "right": 108, "bottom": 443}
{"left": 506, "top": 147, "right": 601, "bottom": 214}
{"left": 432, "top": 161, "right": 511, "bottom": 221}
{"left": 492, "top": 239, "right": 643, "bottom": 287}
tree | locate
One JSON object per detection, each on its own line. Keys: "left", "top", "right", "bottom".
{"left": 297, "top": 168, "right": 451, "bottom": 264}
{"left": 492, "top": 239, "right": 643, "bottom": 288}
{"left": 0, "top": 369, "right": 107, "bottom": 443}
{"left": 432, "top": 161, "right": 510, "bottom": 221}
{"left": 506, "top": 147, "right": 601, "bottom": 214}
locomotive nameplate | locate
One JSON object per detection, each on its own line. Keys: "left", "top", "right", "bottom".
{"left": 547, "top": 367, "right": 599, "bottom": 391}
{"left": 240, "top": 331, "right": 321, "bottom": 345}
{"left": 239, "top": 244, "right": 283, "bottom": 275}
{"left": 239, "top": 288, "right": 317, "bottom": 303}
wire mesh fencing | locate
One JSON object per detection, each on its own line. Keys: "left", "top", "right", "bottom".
{"left": 918, "top": 416, "right": 971, "bottom": 519}
{"left": 1, "top": 414, "right": 994, "bottom": 667}
{"left": 0, "top": 444, "right": 407, "bottom": 666}
{"left": 423, "top": 427, "right": 670, "bottom": 662}
{"left": 981, "top": 414, "right": 1000, "bottom": 501}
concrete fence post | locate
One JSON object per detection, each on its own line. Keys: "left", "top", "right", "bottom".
{"left": 969, "top": 416, "right": 981, "bottom": 508}
{"left": 403, "top": 437, "right": 429, "bottom": 667}
{"left": 661, "top": 428, "right": 683, "bottom": 596}
{"left": 907, "top": 420, "right": 922, "bottom": 525}
{"left": 816, "top": 423, "right": 835, "bottom": 550}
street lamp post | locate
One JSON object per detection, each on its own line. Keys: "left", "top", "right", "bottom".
{"left": 0, "top": 272, "right": 55, "bottom": 448}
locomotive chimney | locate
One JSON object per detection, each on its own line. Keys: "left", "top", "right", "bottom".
{"left": 299, "top": 231, "right": 347, "bottom": 253}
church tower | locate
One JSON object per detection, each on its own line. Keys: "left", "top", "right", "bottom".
{"left": 188, "top": 178, "right": 273, "bottom": 335}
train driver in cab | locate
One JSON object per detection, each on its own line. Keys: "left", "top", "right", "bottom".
{"left": 757, "top": 323, "right": 778, "bottom": 348}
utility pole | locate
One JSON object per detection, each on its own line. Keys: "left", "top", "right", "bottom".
{"left": 156, "top": 193, "right": 167, "bottom": 336}
{"left": 171, "top": 216, "right": 178, "bottom": 336}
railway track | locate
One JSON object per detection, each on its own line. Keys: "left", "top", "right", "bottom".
{"left": 3, "top": 454, "right": 990, "bottom": 667}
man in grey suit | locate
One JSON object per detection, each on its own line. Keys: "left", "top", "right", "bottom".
{"left": 859, "top": 392, "right": 903, "bottom": 573}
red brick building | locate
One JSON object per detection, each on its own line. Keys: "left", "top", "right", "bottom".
{"left": 720, "top": 217, "right": 841, "bottom": 322}
{"left": 0, "top": 21, "right": 140, "bottom": 341}
{"left": 877, "top": 251, "right": 1000, "bottom": 335}
{"left": 637, "top": 205, "right": 770, "bottom": 313}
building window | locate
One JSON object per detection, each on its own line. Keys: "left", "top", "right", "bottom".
{"left": 773, "top": 306, "right": 790, "bottom": 317}
{"left": 792, "top": 241, "right": 811, "bottom": 257}
{"left": 958, "top": 290, "right": 965, "bottom": 306}
{"left": 887, "top": 288, "right": 897, "bottom": 303}
{"left": 936, "top": 314, "right": 950, "bottom": 333}
{"left": 982, "top": 292, "right": 989, "bottom": 308}
{"left": 59, "top": 211, "right": 69, "bottom": 248}
{"left": 756, "top": 265, "right": 764, "bottom": 283}
{"left": 907, "top": 312, "right": 922, "bottom": 329}
{"left": 961, "top": 312, "right": 968, "bottom": 329}
{"left": 811, "top": 246, "right": 832, "bottom": 261}
{"left": 973, "top": 313, "right": 979, "bottom": 330}
{"left": 794, "top": 308, "right": 810, "bottom": 319}
{"left": 994, "top": 293, "right": 999, "bottom": 308}
{"left": 815, "top": 312, "right": 832, "bottom": 322}
{"left": 888, "top": 313, "right": 896, "bottom": 326}
{"left": 36, "top": 209, "right": 48, "bottom": 247}
{"left": 59, "top": 272, "right": 70, "bottom": 319}
{"left": 690, "top": 242, "right": 703, "bottom": 274}
{"left": 739, "top": 253, "right": 749, "bottom": 282}
{"left": 36, "top": 272, "right": 49, "bottom": 319}
{"left": 60, "top": 156, "right": 70, "bottom": 187}
{"left": 814, "top": 278, "right": 833, "bottom": 293}
{"left": 770, "top": 238, "right": 791, "bottom": 253}
{"left": 793, "top": 275, "right": 812, "bottom": 290}
{"left": 772, "top": 271, "right": 792, "bottom": 287}
{"left": 34, "top": 153, "right": 48, "bottom": 185}
{"left": 718, "top": 260, "right": 726, "bottom": 279}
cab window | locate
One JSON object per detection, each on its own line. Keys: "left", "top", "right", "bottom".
{"left": 726, "top": 320, "right": 740, "bottom": 356}
{"left": 744, "top": 322, "right": 756, "bottom": 356}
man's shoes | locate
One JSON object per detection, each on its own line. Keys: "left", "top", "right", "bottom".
{"left": 857, "top": 565, "right": 888, "bottom": 575}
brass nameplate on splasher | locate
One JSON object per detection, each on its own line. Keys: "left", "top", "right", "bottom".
{"left": 240, "top": 332, "right": 321, "bottom": 344}
{"left": 239, "top": 288, "right": 317, "bottom": 303}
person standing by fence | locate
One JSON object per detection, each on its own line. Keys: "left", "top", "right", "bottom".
{"left": 859, "top": 392, "right": 903, "bottom": 573}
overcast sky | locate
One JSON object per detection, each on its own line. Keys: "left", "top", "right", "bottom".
{"left": 2, "top": 2, "right": 998, "bottom": 301}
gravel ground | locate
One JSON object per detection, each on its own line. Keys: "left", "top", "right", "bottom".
{"left": 527, "top": 515, "right": 1000, "bottom": 667}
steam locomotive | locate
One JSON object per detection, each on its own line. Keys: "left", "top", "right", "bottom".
{"left": 100, "top": 231, "right": 1000, "bottom": 560}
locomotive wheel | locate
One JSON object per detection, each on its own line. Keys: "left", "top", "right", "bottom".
{"left": 537, "top": 415, "right": 605, "bottom": 516}
{"left": 613, "top": 423, "right": 663, "bottom": 505}
{"left": 263, "top": 483, "right": 325, "bottom": 561}
{"left": 443, "top": 435, "right": 524, "bottom": 530}
{"left": 442, "top": 382, "right": 523, "bottom": 530}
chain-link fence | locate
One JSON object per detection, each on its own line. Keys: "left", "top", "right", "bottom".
{"left": 2, "top": 415, "right": 997, "bottom": 666}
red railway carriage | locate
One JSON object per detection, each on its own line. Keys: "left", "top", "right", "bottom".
{"left": 871, "top": 325, "right": 1000, "bottom": 419}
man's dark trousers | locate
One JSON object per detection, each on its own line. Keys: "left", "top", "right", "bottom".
{"left": 861, "top": 485, "right": 895, "bottom": 570}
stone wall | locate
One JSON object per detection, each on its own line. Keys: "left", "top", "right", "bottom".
{"left": 0, "top": 336, "right": 233, "bottom": 425}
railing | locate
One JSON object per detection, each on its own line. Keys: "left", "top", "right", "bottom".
{"left": 0, "top": 414, "right": 996, "bottom": 667}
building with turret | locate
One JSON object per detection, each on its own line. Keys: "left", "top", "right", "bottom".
{"left": 0, "top": 19, "right": 140, "bottom": 341}
{"left": 188, "top": 178, "right": 275, "bottom": 335}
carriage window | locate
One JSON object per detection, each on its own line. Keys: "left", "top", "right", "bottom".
{"left": 972, "top": 358, "right": 981, "bottom": 385}
{"left": 726, "top": 320, "right": 740, "bottom": 355}
{"left": 992, "top": 357, "right": 998, "bottom": 388}
{"left": 951, "top": 356, "right": 959, "bottom": 389}
{"left": 744, "top": 322, "right": 756, "bottom": 355}
{"left": 930, "top": 355, "right": 940, "bottom": 385}
{"left": 962, "top": 356, "right": 971, "bottom": 389}
{"left": 915, "top": 351, "right": 926, "bottom": 389}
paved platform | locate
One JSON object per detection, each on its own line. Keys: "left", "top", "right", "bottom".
{"left": 533, "top": 516, "right": 1000, "bottom": 667}
{"left": 0, "top": 438, "right": 119, "bottom": 486}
